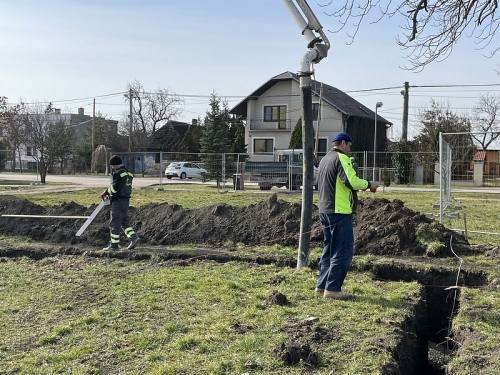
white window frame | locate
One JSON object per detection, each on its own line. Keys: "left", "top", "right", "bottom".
{"left": 253, "top": 138, "right": 275, "bottom": 154}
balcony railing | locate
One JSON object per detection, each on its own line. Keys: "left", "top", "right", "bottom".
{"left": 249, "top": 119, "right": 291, "bottom": 131}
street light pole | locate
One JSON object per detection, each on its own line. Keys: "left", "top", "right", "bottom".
{"left": 373, "top": 102, "right": 383, "bottom": 181}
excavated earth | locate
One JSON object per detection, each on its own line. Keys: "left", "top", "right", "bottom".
{"left": 0, "top": 193, "right": 497, "bottom": 374}
{"left": 0, "top": 194, "right": 482, "bottom": 256}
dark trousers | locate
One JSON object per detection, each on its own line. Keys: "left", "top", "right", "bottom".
{"left": 109, "top": 199, "right": 135, "bottom": 244}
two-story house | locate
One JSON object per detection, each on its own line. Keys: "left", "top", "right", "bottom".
{"left": 230, "top": 71, "right": 392, "bottom": 161}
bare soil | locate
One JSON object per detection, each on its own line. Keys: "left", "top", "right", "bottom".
{"left": 0, "top": 194, "right": 483, "bottom": 258}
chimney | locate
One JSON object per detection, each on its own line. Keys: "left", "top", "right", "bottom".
{"left": 54, "top": 108, "right": 61, "bottom": 114}
{"left": 78, "top": 107, "right": 84, "bottom": 115}
{"left": 192, "top": 119, "right": 197, "bottom": 126}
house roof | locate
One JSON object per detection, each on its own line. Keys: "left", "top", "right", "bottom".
{"left": 230, "top": 71, "right": 392, "bottom": 125}
{"left": 146, "top": 120, "right": 192, "bottom": 151}
{"left": 473, "top": 150, "right": 486, "bottom": 162}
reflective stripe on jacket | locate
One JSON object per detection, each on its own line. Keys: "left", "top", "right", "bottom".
{"left": 318, "top": 148, "right": 370, "bottom": 214}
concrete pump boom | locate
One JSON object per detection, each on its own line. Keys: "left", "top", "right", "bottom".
{"left": 281, "top": 0, "right": 330, "bottom": 269}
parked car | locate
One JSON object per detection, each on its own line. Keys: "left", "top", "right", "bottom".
{"left": 165, "top": 162, "right": 206, "bottom": 179}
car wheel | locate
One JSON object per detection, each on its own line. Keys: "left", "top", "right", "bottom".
{"left": 166, "top": 176, "right": 172, "bottom": 179}
{"left": 180, "top": 172, "right": 187, "bottom": 179}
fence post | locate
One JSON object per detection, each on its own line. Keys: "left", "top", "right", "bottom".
{"left": 473, "top": 162, "right": 483, "bottom": 187}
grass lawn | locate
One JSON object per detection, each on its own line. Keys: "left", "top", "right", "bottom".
{"left": 0, "top": 256, "right": 422, "bottom": 374}
{"left": 1, "top": 185, "right": 500, "bottom": 374}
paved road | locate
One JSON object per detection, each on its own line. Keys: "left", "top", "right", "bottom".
{"left": 0, "top": 172, "right": 220, "bottom": 194}
{"left": 1, "top": 172, "right": 499, "bottom": 194}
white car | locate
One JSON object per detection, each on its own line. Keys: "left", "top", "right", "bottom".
{"left": 165, "top": 162, "right": 206, "bottom": 180}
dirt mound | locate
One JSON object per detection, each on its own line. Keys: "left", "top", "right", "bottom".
{"left": 0, "top": 194, "right": 476, "bottom": 257}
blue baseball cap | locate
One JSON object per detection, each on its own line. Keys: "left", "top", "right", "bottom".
{"left": 332, "top": 132, "right": 353, "bottom": 143}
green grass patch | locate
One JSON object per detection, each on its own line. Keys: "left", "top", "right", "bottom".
{"left": 0, "top": 256, "right": 422, "bottom": 374}
{"left": 447, "top": 287, "right": 500, "bottom": 374}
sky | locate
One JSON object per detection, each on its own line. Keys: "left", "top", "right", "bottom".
{"left": 2, "top": 0, "right": 500, "bottom": 142}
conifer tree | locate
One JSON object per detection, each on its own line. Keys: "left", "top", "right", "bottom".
{"left": 288, "top": 118, "right": 315, "bottom": 150}
{"left": 199, "top": 93, "right": 231, "bottom": 185}
{"left": 230, "top": 120, "right": 246, "bottom": 155}
{"left": 180, "top": 121, "right": 203, "bottom": 153}
{"left": 289, "top": 118, "right": 302, "bottom": 149}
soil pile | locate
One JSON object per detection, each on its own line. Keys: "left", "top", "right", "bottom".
{"left": 0, "top": 194, "right": 476, "bottom": 257}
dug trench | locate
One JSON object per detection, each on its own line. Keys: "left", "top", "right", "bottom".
{"left": 0, "top": 194, "right": 495, "bottom": 374}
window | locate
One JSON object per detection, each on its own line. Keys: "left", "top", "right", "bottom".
{"left": 264, "top": 105, "right": 287, "bottom": 129}
{"left": 317, "top": 138, "right": 328, "bottom": 158}
{"left": 254, "top": 139, "right": 274, "bottom": 154}
{"left": 312, "top": 103, "right": 320, "bottom": 121}
{"left": 26, "top": 146, "right": 34, "bottom": 157}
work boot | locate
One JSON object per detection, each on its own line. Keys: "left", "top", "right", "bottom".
{"left": 323, "top": 290, "right": 353, "bottom": 300}
{"left": 128, "top": 235, "right": 140, "bottom": 250}
{"left": 103, "top": 243, "right": 119, "bottom": 251}
{"left": 314, "top": 288, "right": 325, "bottom": 297}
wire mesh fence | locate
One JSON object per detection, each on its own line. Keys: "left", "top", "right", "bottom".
{"left": 348, "top": 151, "right": 439, "bottom": 185}
{"left": 2, "top": 142, "right": 498, "bottom": 190}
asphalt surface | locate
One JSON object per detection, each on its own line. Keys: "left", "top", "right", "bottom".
{"left": 0, "top": 172, "right": 221, "bottom": 194}
{"left": 1, "top": 172, "right": 499, "bottom": 194}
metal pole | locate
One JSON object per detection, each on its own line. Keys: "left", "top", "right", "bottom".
{"left": 373, "top": 106, "right": 377, "bottom": 181}
{"left": 401, "top": 82, "right": 409, "bottom": 142}
{"left": 314, "top": 83, "right": 323, "bottom": 156}
{"left": 297, "top": 73, "right": 314, "bottom": 269}
{"left": 439, "top": 132, "right": 443, "bottom": 224}
{"left": 373, "top": 102, "right": 383, "bottom": 181}
{"left": 129, "top": 88, "right": 133, "bottom": 152}
{"left": 1, "top": 214, "right": 89, "bottom": 219}
{"left": 92, "top": 99, "right": 95, "bottom": 158}
{"left": 281, "top": 0, "right": 330, "bottom": 270}
{"left": 158, "top": 151, "right": 164, "bottom": 191}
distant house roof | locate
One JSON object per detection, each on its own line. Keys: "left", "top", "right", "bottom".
{"left": 230, "top": 71, "right": 392, "bottom": 125}
{"left": 473, "top": 150, "right": 486, "bottom": 162}
{"left": 147, "top": 120, "right": 193, "bottom": 151}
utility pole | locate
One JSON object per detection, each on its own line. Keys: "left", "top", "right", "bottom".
{"left": 282, "top": 0, "right": 330, "bottom": 269}
{"left": 91, "top": 99, "right": 95, "bottom": 174}
{"left": 129, "top": 88, "right": 133, "bottom": 152}
{"left": 92, "top": 99, "right": 95, "bottom": 152}
{"left": 314, "top": 82, "right": 323, "bottom": 155}
{"left": 401, "top": 81, "right": 409, "bottom": 142}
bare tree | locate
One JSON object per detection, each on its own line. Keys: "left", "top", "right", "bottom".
{"left": 91, "top": 145, "right": 108, "bottom": 174}
{"left": 45, "top": 118, "right": 76, "bottom": 174}
{"left": 0, "top": 97, "right": 24, "bottom": 171}
{"left": 20, "top": 103, "right": 54, "bottom": 183}
{"left": 123, "top": 80, "right": 184, "bottom": 150}
{"left": 471, "top": 93, "right": 500, "bottom": 150}
{"left": 320, "top": 0, "right": 500, "bottom": 70}
{"left": 411, "top": 99, "right": 475, "bottom": 176}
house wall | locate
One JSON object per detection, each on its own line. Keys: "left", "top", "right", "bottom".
{"left": 485, "top": 150, "right": 500, "bottom": 175}
{"left": 245, "top": 80, "right": 344, "bottom": 161}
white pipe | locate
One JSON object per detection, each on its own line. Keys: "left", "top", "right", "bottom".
{"left": 1, "top": 215, "right": 89, "bottom": 219}
{"left": 281, "top": 0, "right": 317, "bottom": 44}
{"left": 299, "top": 49, "right": 318, "bottom": 74}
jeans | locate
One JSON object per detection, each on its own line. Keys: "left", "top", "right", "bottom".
{"left": 316, "top": 213, "right": 354, "bottom": 292}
